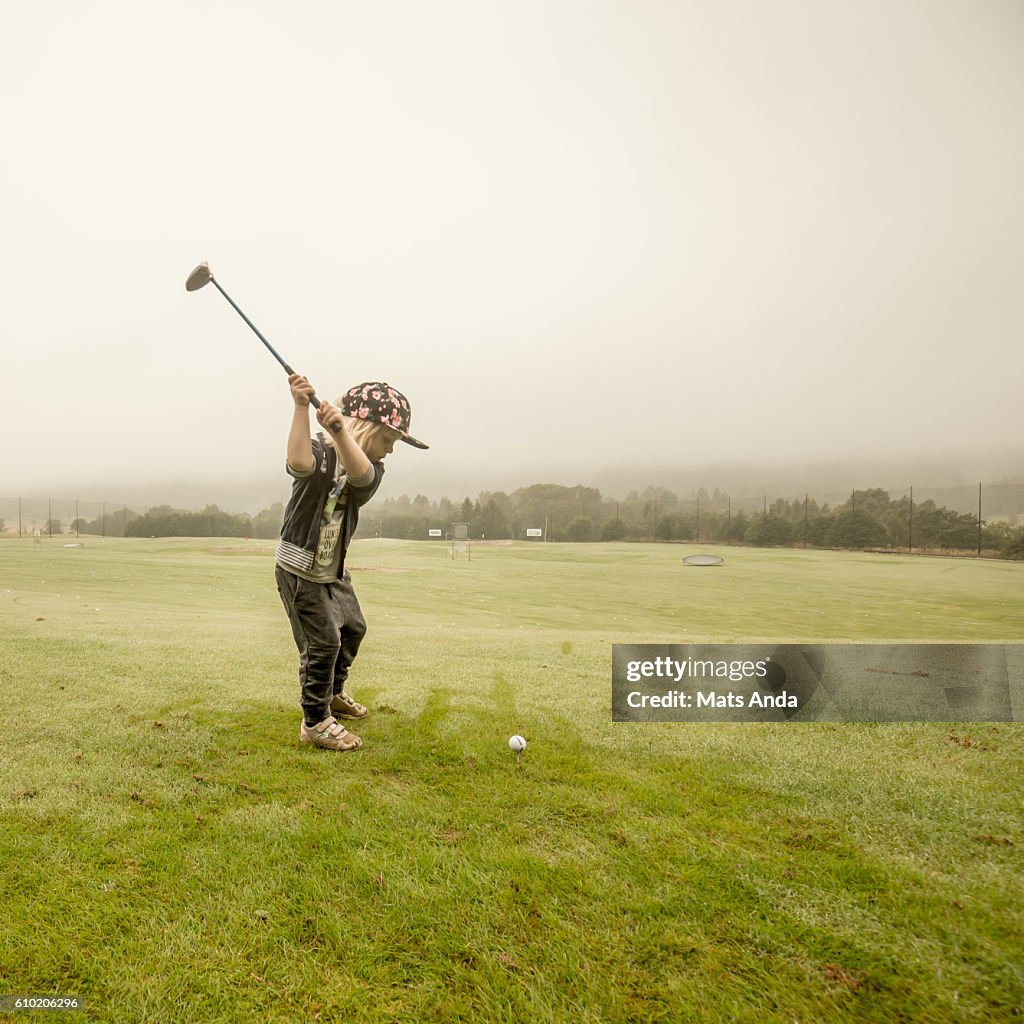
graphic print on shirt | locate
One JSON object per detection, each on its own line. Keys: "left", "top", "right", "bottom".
{"left": 316, "top": 516, "right": 342, "bottom": 567}
{"left": 315, "top": 467, "right": 348, "bottom": 569}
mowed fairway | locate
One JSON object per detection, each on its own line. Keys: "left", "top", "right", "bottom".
{"left": 1, "top": 537, "right": 1022, "bottom": 1023}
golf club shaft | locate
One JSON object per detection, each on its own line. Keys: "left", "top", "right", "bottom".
{"left": 209, "top": 277, "right": 335, "bottom": 423}
{"left": 209, "top": 278, "right": 294, "bottom": 375}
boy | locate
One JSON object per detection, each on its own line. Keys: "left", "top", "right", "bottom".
{"left": 275, "top": 376, "right": 428, "bottom": 750}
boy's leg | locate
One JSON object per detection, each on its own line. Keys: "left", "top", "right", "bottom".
{"left": 329, "top": 574, "right": 368, "bottom": 719}
{"left": 275, "top": 566, "right": 344, "bottom": 726}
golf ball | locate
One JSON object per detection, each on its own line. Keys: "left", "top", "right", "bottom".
{"left": 509, "top": 735, "right": 527, "bottom": 752}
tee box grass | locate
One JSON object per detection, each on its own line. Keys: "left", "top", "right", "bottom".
{"left": 1, "top": 537, "right": 1021, "bottom": 1022}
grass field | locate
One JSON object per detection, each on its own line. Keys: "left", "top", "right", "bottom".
{"left": 1, "top": 537, "right": 1022, "bottom": 1022}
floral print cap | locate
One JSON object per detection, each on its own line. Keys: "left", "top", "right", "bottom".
{"left": 339, "top": 382, "right": 428, "bottom": 449}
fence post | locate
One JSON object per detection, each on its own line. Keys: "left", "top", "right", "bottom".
{"left": 978, "top": 482, "right": 982, "bottom": 558}
{"left": 908, "top": 486, "right": 913, "bottom": 553}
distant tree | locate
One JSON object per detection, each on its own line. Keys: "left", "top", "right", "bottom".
{"left": 46, "top": 518, "right": 63, "bottom": 535}
{"left": 653, "top": 512, "right": 695, "bottom": 541}
{"left": 127, "top": 505, "right": 245, "bottom": 538}
{"left": 478, "top": 499, "right": 511, "bottom": 539}
{"left": 479, "top": 491, "right": 514, "bottom": 526}
{"left": 805, "top": 516, "right": 833, "bottom": 547}
{"left": 251, "top": 502, "right": 285, "bottom": 539}
{"left": 70, "top": 518, "right": 89, "bottom": 535}
{"left": 744, "top": 517, "right": 793, "bottom": 547}
{"left": 882, "top": 496, "right": 912, "bottom": 547}
{"left": 389, "top": 494, "right": 413, "bottom": 513}
{"left": 981, "top": 521, "right": 1014, "bottom": 553}
{"left": 936, "top": 512, "right": 979, "bottom": 551}
{"left": 513, "top": 483, "right": 604, "bottom": 536}
{"left": 1005, "top": 531, "right": 1024, "bottom": 560}
{"left": 0, "top": 518, "right": 6, "bottom": 534}
{"left": 904, "top": 500, "right": 980, "bottom": 551}
{"left": 694, "top": 510, "right": 724, "bottom": 542}
{"left": 195, "top": 505, "right": 249, "bottom": 537}
{"left": 675, "top": 512, "right": 696, "bottom": 541}
{"left": 908, "top": 500, "right": 942, "bottom": 549}
{"left": 601, "top": 518, "right": 626, "bottom": 541}
{"left": 638, "top": 486, "right": 679, "bottom": 508}
{"left": 567, "top": 516, "right": 593, "bottom": 542}
{"left": 723, "top": 510, "right": 749, "bottom": 542}
{"left": 830, "top": 509, "right": 887, "bottom": 549}
{"left": 769, "top": 498, "right": 797, "bottom": 522}
{"left": 846, "top": 488, "right": 891, "bottom": 518}
{"left": 373, "top": 515, "right": 430, "bottom": 540}
{"left": 460, "top": 497, "right": 474, "bottom": 521}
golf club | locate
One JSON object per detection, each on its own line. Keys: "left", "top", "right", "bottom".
{"left": 185, "top": 262, "right": 340, "bottom": 431}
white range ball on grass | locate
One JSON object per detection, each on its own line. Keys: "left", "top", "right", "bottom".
{"left": 508, "top": 735, "right": 527, "bottom": 753}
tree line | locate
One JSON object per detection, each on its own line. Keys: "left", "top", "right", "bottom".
{"left": 33, "top": 484, "right": 1024, "bottom": 559}
{"left": 369, "top": 484, "right": 1024, "bottom": 558}
{"left": 47, "top": 505, "right": 286, "bottom": 540}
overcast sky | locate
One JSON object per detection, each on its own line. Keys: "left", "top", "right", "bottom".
{"left": 2, "top": 0, "right": 1022, "bottom": 507}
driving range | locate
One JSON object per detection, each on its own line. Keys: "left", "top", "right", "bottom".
{"left": 1, "top": 538, "right": 1021, "bottom": 1022}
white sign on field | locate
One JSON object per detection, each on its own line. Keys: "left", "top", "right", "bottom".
{"left": 526, "top": 528, "right": 543, "bottom": 538}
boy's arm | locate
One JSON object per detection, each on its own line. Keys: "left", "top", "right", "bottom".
{"left": 316, "top": 401, "right": 372, "bottom": 480}
{"left": 287, "top": 374, "right": 315, "bottom": 474}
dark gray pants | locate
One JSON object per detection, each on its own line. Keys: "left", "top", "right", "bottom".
{"left": 275, "top": 566, "right": 367, "bottom": 726}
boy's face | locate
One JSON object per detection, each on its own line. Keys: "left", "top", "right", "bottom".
{"left": 365, "top": 424, "right": 402, "bottom": 462}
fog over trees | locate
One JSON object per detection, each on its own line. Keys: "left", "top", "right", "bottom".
{"left": 30, "top": 481, "right": 1016, "bottom": 560}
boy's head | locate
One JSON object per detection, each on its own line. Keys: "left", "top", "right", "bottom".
{"left": 342, "top": 417, "right": 402, "bottom": 463}
{"left": 337, "top": 382, "right": 428, "bottom": 451}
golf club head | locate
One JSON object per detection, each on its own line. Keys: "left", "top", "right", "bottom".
{"left": 185, "top": 262, "right": 213, "bottom": 292}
